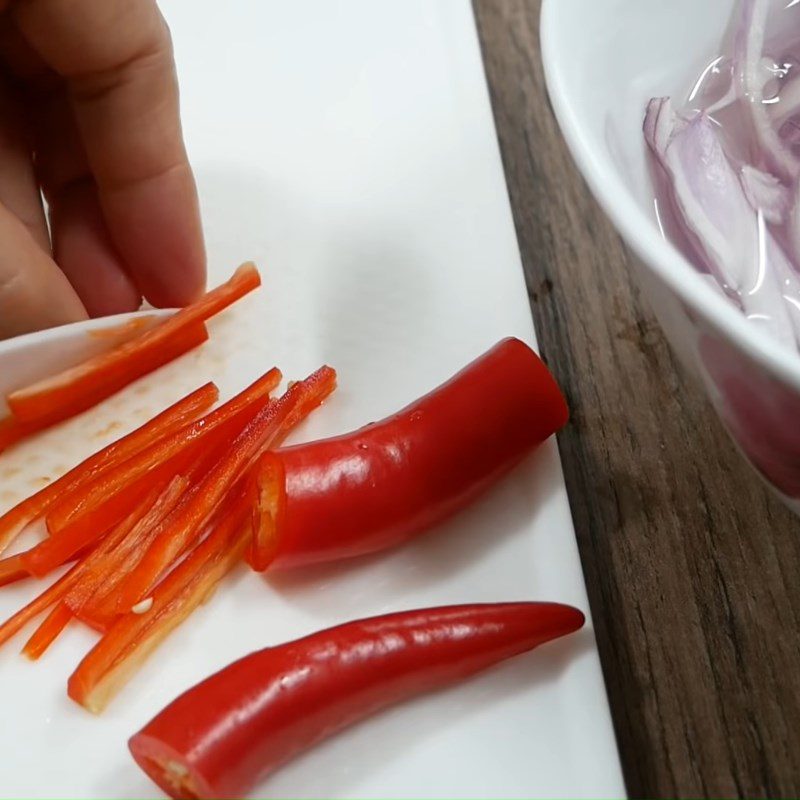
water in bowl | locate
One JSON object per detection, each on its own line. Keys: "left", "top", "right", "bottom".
{"left": 645, "top": 0, "right": 800, "bottom": 353}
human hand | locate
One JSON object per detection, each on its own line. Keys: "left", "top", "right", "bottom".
{"left": 0, "top": 0, "right": 205, "bottom": 339}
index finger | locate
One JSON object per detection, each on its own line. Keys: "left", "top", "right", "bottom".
{"left": 13, "top": 0, "right": 206, "bottom": 308}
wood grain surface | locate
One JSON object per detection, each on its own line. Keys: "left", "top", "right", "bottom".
{"left": 472, "top": 1, "right": 800, "bottom": 797}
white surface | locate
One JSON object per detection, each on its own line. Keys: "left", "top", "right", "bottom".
{"left": 540, "top": 0, "right": 800, "bottom": 392}
{"left": 0, "top": 2, "right": 624, "bottom": 798}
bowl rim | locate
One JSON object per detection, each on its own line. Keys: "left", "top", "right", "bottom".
{"left": 539, "top": 0, "right": 800, "bottom": 391}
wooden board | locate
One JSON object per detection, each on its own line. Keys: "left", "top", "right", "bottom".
{"left": 473, "top": 1, "right": 800, "bottom": 796}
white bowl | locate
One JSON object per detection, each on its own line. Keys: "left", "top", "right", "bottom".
{"left": 541, "top": 0, "right": 800, "bottom": 510}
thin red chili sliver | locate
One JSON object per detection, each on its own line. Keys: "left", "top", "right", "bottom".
{"left": 7, "top": 262, "right": 260, "bottom": 426}
{"left": 21, "top": 603, "right": 72, "bottom": 659}
{"left": 0, "top": 321, "right": 208, "bottom": 455}
{"left": 0, "top": 564, "right": 79, "bottom": 649}
{"left": 3, "top": 321, "right": 211, "bottom": 434}
{"left": 47, "top": 368, "right": 279, "bottom": 535}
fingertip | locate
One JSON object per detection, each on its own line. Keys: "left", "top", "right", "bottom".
{"left": 101, "top": 164, "right": 206, "bottom": 309}
{"left": 143, "top": 238, "right": 207, "bottom": 308}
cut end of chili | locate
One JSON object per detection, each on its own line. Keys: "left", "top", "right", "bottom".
{"left": 246, "top": 452, "right": 286, "bottom": 572}
{"left": 129, "top": 743, "right": 211, "bottom": 800}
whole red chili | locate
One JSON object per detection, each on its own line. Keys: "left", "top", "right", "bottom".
{"left": 129, "top": 601, "right": 584, "bottom": 799}
{"left": 249, "top": 336, "right": 568, "bottom": 570}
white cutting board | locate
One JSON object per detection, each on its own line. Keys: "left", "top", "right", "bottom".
{"left": 0, "top": 2, "right": 625, "bottom": 797}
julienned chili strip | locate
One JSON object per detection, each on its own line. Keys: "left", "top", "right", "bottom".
{"left": 248, "top": 337, "right": 567, "bottom": 571}
{"left": 2, "top": 321, "right": 211, "bottom": 437}
{"left": 0, "top": 382, "right": 218, "bottom": 557}
{"left": 0, "top": 563, "right": 78, "bottom": 649}
{"left": 128, "top": 602, "right": 585, "bottom": 800}
{"left": 0, "top": 321, "right": 209, "bottom": 454}
{"left": 6, "top": 262, "right": 260, "bottom": 426}
{"left": 21, "top": 603, "right": 72, "bottom": 660}
{"left": 20, "top": 369, "right": 281, "bottom": 578}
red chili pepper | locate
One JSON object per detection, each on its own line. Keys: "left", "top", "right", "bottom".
{"left": 6, "top": 262, "right": 260, "bottom": 427}
{"left": 249, "top": 337, "right": 567, "bottom": 571}
{"left": 115, "top": 366, "right": 337, "bottom": 612}
{"left": 129, "top": 602, "right": 584, "bottom": 800}
{"left": 0, "top": 382, "right": 218, "bottom": 557}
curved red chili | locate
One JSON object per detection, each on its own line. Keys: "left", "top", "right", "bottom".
{"left": 252, "top": 337, "right": 568, "bottom": 570}
{"left": 129, "top": 601, "right": 584, "bottom": 799}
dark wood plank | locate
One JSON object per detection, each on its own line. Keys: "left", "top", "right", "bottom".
{"left": 472, "top": 1, "right": 800, "bottom": 797}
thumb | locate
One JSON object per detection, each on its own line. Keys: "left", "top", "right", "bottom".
{"left": 0, "top": 201, "right": 87, "bottom": 339}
